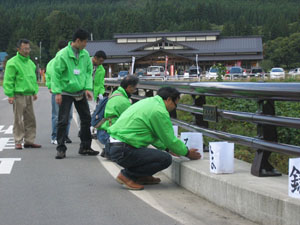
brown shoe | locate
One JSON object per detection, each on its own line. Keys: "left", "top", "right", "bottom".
{"left": 116, "top": 172, "right": 144, "bottom": 190}
{"left": 15, "top": 144, "right": 22, "bottom": 150}
{"left": 24, "top": 143, "right": 42, "bottom": 148}
{"left": 136, "top": 176, "right": 161, "bottom": 185}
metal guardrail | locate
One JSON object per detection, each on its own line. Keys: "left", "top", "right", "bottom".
{"left": 105, "top": 80, "right": 300, "bottom": 177}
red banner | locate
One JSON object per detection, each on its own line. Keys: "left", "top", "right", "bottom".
{"left": 165, "top": 55, "right": 168, "bottom": 75}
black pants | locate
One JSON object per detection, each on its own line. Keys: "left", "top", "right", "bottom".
{"left": 56, "top": 94, "right": 91, "bottom": 152}
{"left": 108, "top": 142, "right": 172, "bottom": 180}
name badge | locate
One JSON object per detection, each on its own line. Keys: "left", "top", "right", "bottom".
{"left": 73, "top": 69, "right": 80, "bottom": 75}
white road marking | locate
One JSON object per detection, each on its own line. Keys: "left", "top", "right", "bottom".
{"left": 4, "top": 125, "right": 13, "bottom": 134}
{"left": 0, "top": 138, "right": 10, "bottom": 151}
{"left": 0, "top": 125, "right": 13, "bottom": 134}
{"left": 0, "top": 158, "right": 21, "bottom": 174}
{"left": 2, "top": 97, "right": 8, "bottom": 101}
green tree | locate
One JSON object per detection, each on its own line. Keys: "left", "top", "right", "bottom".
{"left": 45, "top": 10, "right": 80, "bottom": 57}
{"left": 213, "top": 63, "right": 226, "bottom": 82}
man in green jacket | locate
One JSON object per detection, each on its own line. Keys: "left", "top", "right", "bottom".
{"left": 97, "top": 75, "right": 139, "bottom": 156}
{"left": 107, "top": 87, "right": 201, "bottom": 190}
{"left": 45, "top": 40, "right": 73, "bottom": 145}
{"left": 3, "top": 39, "right": 41, "bottom": 150}
{"left": 51, "top": 28, "right": 99, "bottom": 159}
{"left": 92, "top": 50, "right": 107, "bottom": 102}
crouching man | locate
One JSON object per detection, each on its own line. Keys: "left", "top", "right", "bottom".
{"left": 97, "top": 75, "right": 139, "bottom": 157}
{"left": 107, "top": 87, "right": 201, "bottom": 190}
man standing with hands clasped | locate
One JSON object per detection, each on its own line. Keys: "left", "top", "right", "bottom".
{"left": 3, "top": 39, "right": 41, "bottom": 150}
{"left": 92, "top": 50, "right": 107, "bottom": 102}
{"left": 107, "top": 87, "right": 201, "bottom": 190}
{"left": 51, "top": 28, "right": 99, "bottom": 159}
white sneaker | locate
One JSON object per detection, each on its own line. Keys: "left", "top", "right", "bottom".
{"left": 51, "top": 139, "right": 58, "bottom": 145}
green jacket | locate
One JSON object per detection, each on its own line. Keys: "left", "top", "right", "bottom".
{"left": 45, "top": 58, "right": 55, "bottom": 89}
{"left": 51, "top": 42, "right": 93, "bottom": 94}
{"left": 108, "top": 95, "right": 188, "bottom": 156}
{"left": 100, "top": 86, "right": 131, "bottom": 131}
{"left": 3, "top": 52, "right": 38, "bottom": 97}
{"left": 93, "top": 64, "right": 105, "bottom": 101}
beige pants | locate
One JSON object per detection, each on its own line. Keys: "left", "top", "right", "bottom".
{"left": 13, "top": 95, "right": 36, "bottom": 144}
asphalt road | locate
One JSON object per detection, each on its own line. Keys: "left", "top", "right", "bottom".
{"left": 0, "top": 86, "right": 257, "bottom": 225}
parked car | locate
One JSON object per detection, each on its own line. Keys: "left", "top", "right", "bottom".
{"left": 118, "top": 70, "right": 129, "bottom": 78}
{"left": 288, "top": 68, "right": 300, "bottom": 77}
{"left": 270, "top": 67, "right": 285, "bottom": 79}
{"left": 135, "top": 68, "right": 147, "bottom": 77}
{"left": 294, "top": 68, "right": 300, "bottom": 76}
{"left": 288, "top": 69, "right": 295, "bottom": 75}
{"left": 250, "top": 67, "right": 265, "bottom": 77}
{"left": 183, "top": 70, "right": 190, "bottom": 78}
{"left": 146, "top": 66, "right": 165, "bottom": 76}
{"left": 189, "top": 66, "right": 202, "bottom": 77}
{"left": 228, "top": 66, "right": 243, "bottom": 79}
{"left": 206, "top": 67, "right": 219, "bottom": 79}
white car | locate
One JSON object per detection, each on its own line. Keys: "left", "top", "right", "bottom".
{"left": 288, "top": 68, "right": 300, "bottom": 77}
{"left": 147, "top": 66, "right": 165, "bottom": 77}
{"left": 270, "top": 68, "right": 285, "bottom": 79}
{"left": 183, "top": 71, "right": 189, "bottom": 78}
{"left": 206, "top": 67, "right": 219, "bottom": 79}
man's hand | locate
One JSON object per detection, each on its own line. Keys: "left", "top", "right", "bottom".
{"left": 98, "top": 94, "right": 103, "bottom": 100}
{"left": 8, "top": 97, "right": 14, "bottom": 104}
{"left": 187, "top": 148, "right": 201, "bottom": 160}
{"left": 85, "top": 90, "right": 93, "bottom": 101}
{"left": 33, "top": 95, "right": 38, "bottom": 101}
{"left": 170, "top": 152, "right": 180, "bottom": 157}
{"left": 55, "top": 94, "right": 62, "bottom": 105}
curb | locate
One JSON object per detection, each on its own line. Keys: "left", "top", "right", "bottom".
{"left": 162, "top": 154, "right": 300, "bottom": 225}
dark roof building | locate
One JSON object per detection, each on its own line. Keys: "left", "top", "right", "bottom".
{"left": 86, "top": 31, "right": 263, "bottom": 76}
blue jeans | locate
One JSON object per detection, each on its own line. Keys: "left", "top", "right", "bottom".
{"left": 51, "top": 94, "right": 72, "bottom": 140}
{"left": 97, "top": 129, "right": 110, "bottom": 145}
{"left": 108, "top": 142, "right": 172, "bottom": 180}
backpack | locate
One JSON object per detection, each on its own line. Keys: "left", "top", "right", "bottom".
{"left": 91, "top": 93, "right": 123, "bottom": 128}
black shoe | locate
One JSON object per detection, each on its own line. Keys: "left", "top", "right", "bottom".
{"left": 100, "top": 150, "right": 106, "bottom": 158}
{"left": 78, "top": 147, "right": 99, "bottom": 156}
{"left": 65, "top": 136, "right": 72, "bottom": 144}
{"left": 56, "top": 151, "right": 66, "bottom": 159}
{"left": 78, "top": 131, "right": 81, "bottom": 137}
